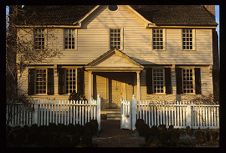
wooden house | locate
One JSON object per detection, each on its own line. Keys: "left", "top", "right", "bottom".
{"left": 16, "top": 5, "right": 218, "bottom": 109}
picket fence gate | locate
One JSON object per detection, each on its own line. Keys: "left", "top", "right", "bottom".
{"left": 6, "top": 95, "right": 101, "bottom": 130}
{"left": 121, "top": 96, "right": 219, "bottom": 130}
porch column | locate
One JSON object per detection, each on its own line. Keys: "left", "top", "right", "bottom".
{"left": 136, "top": 71, "right": 141, "bottom": 101}
{"left": 88, "top": 71, "right": 93, "bottom": 100}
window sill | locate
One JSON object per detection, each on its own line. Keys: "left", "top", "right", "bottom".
{"left": 151, "top": 93, "right": 166, "bottom": 95}
{"left": 180, "top": 93, "right": 196, "bottom": 95}
{"left": 152, "top": 49, "right": 166, "bottom": 51}
{"left": 182, "top": 49, "right": 196, "bottom": 51}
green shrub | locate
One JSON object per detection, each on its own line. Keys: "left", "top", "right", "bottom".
{"left": 135, "top": 119, "right": 150, "bottom": 138}
{"left": 68, "top": 92, "right": 87, "bottom": 101}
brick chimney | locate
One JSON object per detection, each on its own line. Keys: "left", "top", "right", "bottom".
{"left": 204, "top": 5, "right": 215, "bottom": 17}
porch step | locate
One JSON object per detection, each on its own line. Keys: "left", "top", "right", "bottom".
{"left": 102, "top": 109, "right": 121, "bottom": 120}
{"left": 107, "top": 112, "right": 121, "bottom": 120}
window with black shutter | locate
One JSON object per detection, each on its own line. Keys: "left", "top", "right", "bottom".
{"left": 28, "top": 69, "right": 35, "bottom": 95}
{"left": 47, "top": 68, "right": 54, "bottom": 95}
{"left": 195, "top": 68, "right": 201, "bottom": 94}
{"left": 58, "top": 68, "right": 66, "bottom": 94}
{"left": 176, "top": 68, "right": 182, "bottom": 94}
{"left": 165, "top": 68, "right": 172, "bottom": 94}
{"left": 146, "top": 68, "right": 153, "bottom": 94}
{"left": 77, "top": 68, "right": 84, "bottom": 95}
{"left": 58, "top": 67, "right": 82, "bottom": 94}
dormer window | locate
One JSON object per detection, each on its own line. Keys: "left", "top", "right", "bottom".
{"left": 108, "top": 5, "right": 118, "bottom": 11}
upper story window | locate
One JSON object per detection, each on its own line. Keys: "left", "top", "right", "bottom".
{"left": 110, "top": 29, "right": 121, "bottom": 49}
{"left": 34, "top": 28, "right": 45, "bottom": 50}
{"left": 182, "top": 29, "right": 193, "bottom": 50}
{"left": 152, "top": 68, "right": 165, "bottom": 93}
{"left": 182, "top": 68, "right": 194, "bottom": 93}
{"left": 152, "top": 29, "right": 164, "bottom": 50}
{"left": 64, "top": 29, "right": 75, "bottom": 49}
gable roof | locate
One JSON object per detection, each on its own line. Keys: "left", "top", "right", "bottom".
{"left": 17, "top": 5, "right": 217, "bottom": 26}
{"left": 86, "top": 48, "right": 143, "bottom": 69}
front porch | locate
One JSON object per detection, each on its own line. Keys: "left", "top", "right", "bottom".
{"left": 85, "top": 49, "right": 144, "bottom": 109}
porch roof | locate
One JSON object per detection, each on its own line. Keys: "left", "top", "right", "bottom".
{"left": 85, "top": 49, "right": 144, "bottom": 72}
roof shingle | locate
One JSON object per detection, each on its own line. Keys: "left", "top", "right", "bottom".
{"left": 18, "top": 5, "right": 217, "bottom": 26}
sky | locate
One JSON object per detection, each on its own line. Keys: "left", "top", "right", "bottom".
{"left": 215, "top": 5, "right": 220, "bottom": 47}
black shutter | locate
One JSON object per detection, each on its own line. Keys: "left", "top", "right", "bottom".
{"left": 165, "top": 68, "right": 172, "bottom": 94}
{"left": 28, "top": 69, "right": 35, "bottom": 95}
{"left": 47, "top": 68, "right": 54, "bottom": 95}
{"left": 195, "top": 68, "right": 201, "bottom": 94}
{"left": 77, "top": 68, "right": 84, "bottom": 95}
{"left": 176, "top": 68, "right": 183, "bottom": 94}
{"left": 58, "top": 68, "right": 66, "bottom": 94}
{"left": 146, "top": 68, "right": 153, "bottom": 94}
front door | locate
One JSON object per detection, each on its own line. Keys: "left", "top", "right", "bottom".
{"left": 111, "top": 80, "right": 126, "bottom": 107}
{"left": 94, "top": 72, "right": 134, "bottom": 109}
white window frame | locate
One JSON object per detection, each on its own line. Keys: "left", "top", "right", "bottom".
{"left": 61, "top": 66, "right": 78, "bottom": 95}
{"left": 182, "top": 28, "right": 196, "bottom": 50}
{"left": 65, "top": 68, "right": 77, "bottom": 94}
{"left": 182, "top": 68, "right": 195, "bottom": 94}
{"left": 152, "top": 68, "right": 165, "bottom": 94}
{"left": 34, "top": 28, "right": 45, "bottom": 50}
{"left": 64, "top": 29, "right": 77, "bottom": 50}
{"left": 152, "top": 28, "right": 166, "bottom": 50}
{"left": 34, "top": 68, "right": 47, "bottom": 95}
{"left": 109, "top": 28, "right": 124, "bottom": 50}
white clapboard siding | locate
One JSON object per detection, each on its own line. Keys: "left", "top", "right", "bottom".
{"left": 17, "top": 5, "right": 213, "bottom": 66}
{"left": 6, "top": 97, "right": 101, "bottom": 129}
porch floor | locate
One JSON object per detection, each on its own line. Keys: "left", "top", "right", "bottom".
{"left": 92, "top": 120, "right": 145, "bottom": 147}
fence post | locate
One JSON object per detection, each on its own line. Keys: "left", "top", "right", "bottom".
{"left": 131, "top": 95, "right": 137, "bottom": 130}
{"left": 32, "top": 100, "right": 38, "bottom": 125}
{"left": 96, "top": 94, "right": 101, "bottom": 131}
{"left": 186, "top": 104, "right": 192, "bottom": 128}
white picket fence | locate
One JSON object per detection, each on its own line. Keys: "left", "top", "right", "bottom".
{"left": 121, "top": 96, "right": 219, "bottom": 130}
{"left": 6, "top": 96, "right": 101, "bottom": 130}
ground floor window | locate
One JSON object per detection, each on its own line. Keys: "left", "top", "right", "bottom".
{"left": 28, "top": 68, "right": 54, "bottom": 95}
{"left": 176, "top": 67, "right": 201, "bottom": 94}
{"left": 65, "top": 68, "right": 77, "bottom": 93}
{"left": 35, "top": 69, "right": 47, "bottom": 94}
{"left": 146, "top": 67, "right": 172, "bottom": 94}
{"left": 58, "top": 67, "right": 83, "bottom": 95}
{"left": 182, "top": 68, "right": 194, "bottom": 93}
{"left": 152, "top": 68, "right": 165, "bottom": 93}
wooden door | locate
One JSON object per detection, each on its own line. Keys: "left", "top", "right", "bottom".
{"left": 111, "top": 80, "right": 126, "bottom": 107}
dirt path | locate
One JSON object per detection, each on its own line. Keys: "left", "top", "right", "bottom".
{"left": 92, "top": 120, "right": 145, "bottom": 147}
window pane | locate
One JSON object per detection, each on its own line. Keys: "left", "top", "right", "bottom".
{"left": 35, "top": 69, "right": 47, "bottom": 94}
{"left": 152, "top": 68, "right": 164, "bottom": 93}
{"left": 182, "top": 29, "right": 193, "bottom": 50}
{"left": 66, "top": 68, "right": 77, "bottom": 93}
{"left": 182, "top": 68, "right": 194, "bottom": 93}
{"left": 153, "top": 29, "right": 163, "bottom": 50}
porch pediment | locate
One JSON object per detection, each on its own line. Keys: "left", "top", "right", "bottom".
{"left": 85, "top": 49, "right": 143, "bottom": 72}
